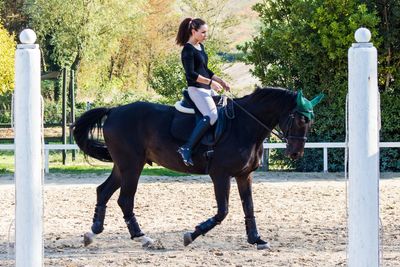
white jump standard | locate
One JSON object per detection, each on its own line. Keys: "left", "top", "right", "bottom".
{"left": 348, "top": 27, "right": 380, "bottom": 267}
{"left": 14, "top": 29, "right": 44, "bottom": 267}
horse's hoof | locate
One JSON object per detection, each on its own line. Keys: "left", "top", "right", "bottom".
{"left": 256, "top": 242, "right": 271, "bottom": 250}
{"left": 136, "top": 235, "right": 154, "bottom": 248}
{"left": 83, "top": 232, "right": 95, "bottom": 247}
{"left": 183, "top": 232, "right": 193, "bottom": 246}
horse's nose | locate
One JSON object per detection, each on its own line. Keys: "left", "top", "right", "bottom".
{"left": 290, "top": 152, "right": 303, "bottom": 160}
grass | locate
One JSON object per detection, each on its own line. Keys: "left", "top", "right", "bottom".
{"left": 0, "top": 152, "right": 187, "bottom": 176}
{"left": 0, "top": 150, "right": 290, "bottom": 176}
{"left": 47, "top": 164, "right": 187, "bottom": 176}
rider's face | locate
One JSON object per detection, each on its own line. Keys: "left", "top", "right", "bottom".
{"left": 192, "top": 24, "right": 208, "bottom": 43}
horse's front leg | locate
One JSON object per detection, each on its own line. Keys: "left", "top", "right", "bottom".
{"left": 236, "top": 175, "right": 270, "bottom": 250}
{"left": 184, "top": 176, "right": 231, "bottom": 246}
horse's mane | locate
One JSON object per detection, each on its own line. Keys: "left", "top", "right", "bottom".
{"left": 235, "top": 87, "right": 297, "bottom": 110}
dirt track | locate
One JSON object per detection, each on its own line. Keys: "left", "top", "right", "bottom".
{"left": 1, "top": 172, "right": 399, "bottom": 266}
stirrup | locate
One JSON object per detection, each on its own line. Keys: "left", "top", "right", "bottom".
{"left": 177, "top": 147, "right": 193, "bottom": 166}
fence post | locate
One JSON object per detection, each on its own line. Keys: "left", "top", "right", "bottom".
{"left": 14, "top": 29, "right": 43, "bottom": 267}
{"left": 348, "top": 27, "right": 380, "bottom": 267}
{"left": 45, "top": 148, "right": 49, "bottom": 173}
{"left": 69, "top": 69, "right": 76, "bottom": 161}
{"left": 62, "top": 68, "right": 67, "bottom": 165}
{"left": 323, "top": 147, "right": 328, "bottom": 172}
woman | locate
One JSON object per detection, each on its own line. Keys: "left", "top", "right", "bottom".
{"left": 176, "top": 17, "right": 230, "bottom": 166}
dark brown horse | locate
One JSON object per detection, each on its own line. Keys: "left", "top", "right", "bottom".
{"left": 72, "top": 87, "right": 323, "bottom": 249}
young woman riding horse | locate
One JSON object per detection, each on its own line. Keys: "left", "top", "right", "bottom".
{"left": 72, "top": 83, "right": 323, "bottom": 249}
{"left": 176, "top": 18, "right": 230, "bottom": 166}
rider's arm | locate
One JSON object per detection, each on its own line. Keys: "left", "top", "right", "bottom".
{"left": 210, "top": 75, "right": 230, "bottom": 91}
{"left": 181, "top": 46, "right": 199, "bottom": 81}
{"left": 182, "top": 45, "right": 221, "bottom": 89}
{"left": 196, "top": 75, "right": 214, "bottom": 86}
{"left": 206, "top": 68, "right": 214, "bottom": 80}
{"left": 210, "top": 74, "right": 223, "bottom": 84}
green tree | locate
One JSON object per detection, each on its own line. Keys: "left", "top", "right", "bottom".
{"left": 0, "top": 22, "right": 15, "bottom": 124}
{"left": 363, "top": 0, "right": 400, "bottom": 94}
{"left": 77, "top": 0, "right": 180, "bottom": 102}
{"left": 239, "top": 0, "right": 381, "bottom": 171}
{"left": 149, "top": 53, "right": 186, "bottom": 103}
{"left": 0, "top": 22, "right": 15, "bottom": 94}
{"left": 23, "top": 0, "right": 143, "bottom": 71}
{"left": 363, "top": 0, "right": 400, "bottom": 170}
{"left": 21, "top": 0, "right": 146, "bottom": 104}
{"left": 0, "top": 0, "right": 28, "bottom": 35}
{"left": 72, "top": 0, "right": 180, "bottom": 101}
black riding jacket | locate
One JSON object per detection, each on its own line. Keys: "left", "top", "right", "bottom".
{"left": 181, "top": 43, "right": 214, "bottom": 89}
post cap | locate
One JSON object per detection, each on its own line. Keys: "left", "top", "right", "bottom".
{"left": 19, "top": 29, "right": 37, "bottom": 44}
{"left": 355, "top": 28, "right": 371, "bottom": 43}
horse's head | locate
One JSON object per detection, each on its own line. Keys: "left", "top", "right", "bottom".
{"left": 279, "top": 90, "right": 324, "bottom": 160}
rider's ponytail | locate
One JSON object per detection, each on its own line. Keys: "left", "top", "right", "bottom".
{"left": 176, "top": 18, "right": 206, "bottom": 46}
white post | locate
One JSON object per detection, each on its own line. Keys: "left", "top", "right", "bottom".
{"left": 14, "top": 29, "right": 43, "bottom": 266}
{"left": 323, "top": 147, "right": 328, "bottom": 173}
{"left": 348, "top": 28, "right": 380, "bottom": 266}
{"left": 45, "top": 148, "right": 49, "bottom": 174}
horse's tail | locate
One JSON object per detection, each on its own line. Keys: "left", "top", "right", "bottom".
{"left": 71, "top": 107, "right": 113, "bottom": 162}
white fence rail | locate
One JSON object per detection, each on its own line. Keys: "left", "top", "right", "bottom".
{"left": 263, "top": 142, "right": 400, "bottom": 172}
{"left": 0, "top": 144, "right": 78, "bottom": 173}
{"left": 0, "top": 142, "right": 399, "bottom": 173}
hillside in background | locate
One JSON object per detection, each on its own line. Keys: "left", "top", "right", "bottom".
{"left": 221, "top": 0, "right": 261, "bottom": 95}
{"left": 176, "top": 0, "right": 260, "bottom": 49}
{"left": 176, "top": 0, "right": 262, "bottom": 95}
{"left": 223, "top": 0, "right": 261, "bottom": 49}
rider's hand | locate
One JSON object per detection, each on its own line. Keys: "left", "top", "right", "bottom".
{"left": 210, "top": 80, "right": 224, "bottom": 92}
{"left": 221, "top": 80, "right": 231, "bottom": 91}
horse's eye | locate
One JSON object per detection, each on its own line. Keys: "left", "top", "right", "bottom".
{"left": 297, "top": 115, "right": 309, "bottom": 125}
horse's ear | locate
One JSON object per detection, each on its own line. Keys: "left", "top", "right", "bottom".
{"left": 296, "top": 90, "right": 306, "bottom": 106}
{"left": 310, "top": 93, "right": 325, "bottom": 107}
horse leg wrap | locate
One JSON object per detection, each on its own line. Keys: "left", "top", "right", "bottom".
{"left": 245, "top": 217, "right": 261, "bottom": 244}
{"left": 126, "top": 216, "right": 144, "bottom": 239}
{"left": 91, "top": 205, "right": 107, "bottom": 234}
{"left": 191, "top": 217, "right": 219, "bottom": 241}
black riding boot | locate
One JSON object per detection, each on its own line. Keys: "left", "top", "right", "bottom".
{"left": 178, "top": 116, "right": 211, "bottom": 166}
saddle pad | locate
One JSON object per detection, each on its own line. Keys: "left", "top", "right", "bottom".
{"left": 170, "top": 112, "right": 197, "bottom": 142}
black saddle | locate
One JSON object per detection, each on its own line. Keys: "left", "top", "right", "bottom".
{"left": 171, "top": 90, "right": 230, "bottom": 147}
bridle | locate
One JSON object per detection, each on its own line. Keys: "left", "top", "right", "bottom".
{"left": 224, "top": 95, "right": 308, "bottom": 143}
{"left": 281, "top": 112, "right": 308, "bottom": 142}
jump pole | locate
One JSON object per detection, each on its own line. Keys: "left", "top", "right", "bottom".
{"left": 14, "top": 29, "right": 43, "bottom": 266}
{"left": 348, "top": 28, "right": 380, "bottom": 266}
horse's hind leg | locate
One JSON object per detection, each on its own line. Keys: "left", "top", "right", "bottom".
{"left": 84, "top": 166, "right": 121, "bottom": 246}
{"left": 91, "top": 166, "right": 121, "bottom": 234}
{"left": 184, "top": 175, "right": 231, "bottom": 246}
{"left": 116, "top": 156, "right": 154, "bottom": 247}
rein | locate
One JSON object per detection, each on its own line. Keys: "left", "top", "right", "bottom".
{"left": 223, "top": 94, "right": 287, "bottom": 142}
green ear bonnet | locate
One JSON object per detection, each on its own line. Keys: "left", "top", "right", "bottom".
{"left": 295, "top": 90, "right": 325, "bottom": 120}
